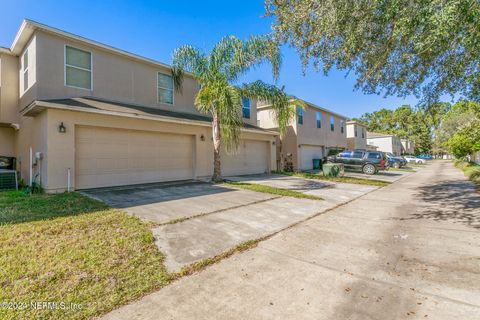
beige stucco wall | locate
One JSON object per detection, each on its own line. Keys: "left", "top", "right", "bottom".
{"left": 40, "top": 108, "right": 275, "bottom": 192}
{"left": 401, "top": 139, "right": 415, "bottom": 154}
{"left": 14, "top": 113, "right": 48, "bottom": 186}
{"left": 258, "top": 104, "right": 347, "bottom": 170}
{"left": 367, "top": 136, "right": 402, "bottom": 156}
{"left": 0, "top": 53, "right": 19, "bottom": 124}
{"left": 17, "top": 31, "right": 199, "bottom": 114}
{"left": 346, "top": 123, "right": 367, "bottom": 150}
{"left": 0, "top": 127, "right": 15, "bottom": 156}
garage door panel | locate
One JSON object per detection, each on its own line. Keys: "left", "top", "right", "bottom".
{"left": 221, "top": 140, "right": 269, "bottom": 176}
{"left": 75, "top": 126, "right": 194, "bottom": 189}
{"left": 300, "top": 145, "right": 324, "bottom": 170}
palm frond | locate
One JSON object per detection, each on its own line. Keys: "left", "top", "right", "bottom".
{"left": 171, "top": 45, "right": 208, "bottom": 92}
{"left": 240, "top": 80, "right": 304, "bottom": 136}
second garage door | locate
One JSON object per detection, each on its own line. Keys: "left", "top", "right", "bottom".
{"left": 299, "top": 145, "right": 324, "bottom": 170}
{"left": 75, "top": 126, "right": 194, "bottom": 189}
{"left": 221, "top": 140, "right": 269, "bottom": 176}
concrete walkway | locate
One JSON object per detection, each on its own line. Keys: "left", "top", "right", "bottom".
{"left": 102, "top": 161, "right": 480, "bottom": 320}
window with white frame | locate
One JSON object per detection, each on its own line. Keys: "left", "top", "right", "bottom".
{"left": 330, "top": 116, "right": 335, "bottom": 131}
{"left": 22, "top": 49, "right": 29, "bottom": 92}
{"left": 157, "top": 72, "right": 174, "bottom": 105}
{"left": 65, "top": 46, "right": 92, "bottom": 90}
{"left": 316, "top": 112, "right": 321, "bottom": 128}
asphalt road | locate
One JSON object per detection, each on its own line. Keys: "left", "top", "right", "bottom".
{"left": 103, "top": 161, "right": 480, "bottom": 320}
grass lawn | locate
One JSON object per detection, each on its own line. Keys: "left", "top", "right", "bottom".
{"left": 0, "top": 191, "right": 169, "bottom": 320}
{"left": 224, "top": 182, "right": 323, "bottom": 200}
{"left": 278, "top": 171, "right": 389, "bottom": 187}
{"left": 455, "top": 161, "right": 480, "bottom": 187}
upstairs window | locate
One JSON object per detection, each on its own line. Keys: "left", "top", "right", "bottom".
{"left": 22, "top": 50, "right": 29, "bottom": 92}
{"left": 297, "top": 107, "right": 303, "bottom": 125}
{"left": 157, "top": 72, "right": 174, "bottom": 104}
{"left": 362, "top": 128, "right": 365, "bottom": 138}
{"left": 340, "top": 120, "right": 345, "bottom": 133}
{"left": 355, "top": 127, "right": 358, "bottom": 137}
{"left": 242, "top": 97, "right": 251, "bottom": 119}
{"left": 65, "top": 46, "right": 92, "bottom": 90}
{"left": 330, "top": 116, "right": 335, "bottom": 131}
{"left": 316, "top": 112, "right": 321, "bottom": 128}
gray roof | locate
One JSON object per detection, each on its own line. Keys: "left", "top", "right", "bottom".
{"left": 40, "top": 96, "right": 269, "bottom": 132}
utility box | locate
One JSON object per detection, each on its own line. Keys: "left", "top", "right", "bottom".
{"left": 322, "top": 163, "right": 344, "bottom": 177}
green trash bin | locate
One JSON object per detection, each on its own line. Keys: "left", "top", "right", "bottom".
{"left": 312, "top": 159, "right": 321, "bottom": 170}
{"left": 322, "top": 163, "right": 344, "bottom": 177}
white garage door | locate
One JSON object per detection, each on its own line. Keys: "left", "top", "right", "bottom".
{"left": 221, "top": 140, "right": 269, "bottom": 176}
{"left": 75, "top": 126, "right": 194, "bottom": 189}
{"left": 300, "top": 145, "right": 324, "bottom": 170}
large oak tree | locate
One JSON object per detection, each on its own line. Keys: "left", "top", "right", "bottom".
{"left": 265, "top": 0, "right": 480, "bottom": 102}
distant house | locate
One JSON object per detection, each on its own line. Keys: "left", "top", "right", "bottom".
{"left": 257, "top": 100, "right": 348, "bottom": 171}
{"left": 366, "top": 132, "right": 402, "bottom": 156}
{"left": 401, "top": 139, "right": 415, "bottom": 155}
{"left": 346, "top": 121, "right": 367, "bottom": 150}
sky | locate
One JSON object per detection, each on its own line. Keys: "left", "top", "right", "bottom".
{"left": 0, "top": 0, "right": 421, "bottom": 118}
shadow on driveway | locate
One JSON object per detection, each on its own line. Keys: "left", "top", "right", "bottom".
{"left": 402, "top": 180, "right": 480, "bottom": 229}
{"left": 82, "top": 181, "right": 235, "bottom": 208}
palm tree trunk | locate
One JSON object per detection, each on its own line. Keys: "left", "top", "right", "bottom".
{"left": 211, "top": 109, "right": 222, "bottom": 182}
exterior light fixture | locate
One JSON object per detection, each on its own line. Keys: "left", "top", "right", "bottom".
{"left": 58, "top": 122, "right": 66, "bottom": 133}
{"left": 200, "top": 134, "right": 205, "bottom": 141}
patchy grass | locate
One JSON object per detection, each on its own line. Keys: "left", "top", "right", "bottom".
{"left": 278, "top": 171, "right": 389, "bottom": 187}
{"left": 176, "top": 238, "right": 264, "bottom": 278}
{"left": 0, "top": 191, "right": 170, "bottom": 320}
{"left": 224, "top": 182, "right": 323, "bottom": 200}
{"left": 455, "top": 161, "right": 480, "bottom": 187}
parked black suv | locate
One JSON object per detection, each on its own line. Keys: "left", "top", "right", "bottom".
{"left": 326, "top": 150, "right": 388, "bottom": 175}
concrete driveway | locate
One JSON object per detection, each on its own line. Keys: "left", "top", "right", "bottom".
{"left": 226, "top": 174, "right": 378, "bottom": 204}
{"left": 82, "top": 181, "right": 276, "bottom": 224}
{"left": 85, "top": 176, "right": 378, "bottom": 272}
{"left": 102, "top": 161, "right": 480, "bottom": 320}
{"left": 343, "top": 168, "right": 415, "bottom": 183}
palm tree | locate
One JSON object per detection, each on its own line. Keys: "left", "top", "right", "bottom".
{"left": 172, "top": 35, "right": 303, "bottom": 182}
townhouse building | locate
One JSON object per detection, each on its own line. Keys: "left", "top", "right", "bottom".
{"left": 401, "top": 138, "right": 415, "bottom": 155}
{"left": 0, "top": 20, "right": 277, "bottom": 192}
{"left": 258, "top": 100, "right": 347, "bottom": 171}
{"left": 346, "top": 121, "right": 367, "bottom": 150}
{"left": 366, "top": 132, "right": 402, "bottom": 155}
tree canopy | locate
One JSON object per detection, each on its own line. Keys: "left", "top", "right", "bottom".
{"left": 355, "top": 103, "right": 450, "bottom": 154}
{"left": 265, "top": 0, "right": 480, "bottom": 102}
{"left": 435, "top": 101, "right": 480, "bottom": 158}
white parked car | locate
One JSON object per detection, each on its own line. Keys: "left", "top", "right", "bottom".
{"left": 403, "top": 156, "right": 426, "bottom": 164}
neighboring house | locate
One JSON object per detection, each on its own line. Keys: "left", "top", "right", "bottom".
{"left": 366, "top": 132, "right": 402, "bottom": 156}
{"left": 346, "top": 121, "right": 367, "bottom": 150}
{"left": 258, "top": 100, "right": 347, "bottom": 171}
{"left": 401, "top": 139, "right": 415, "bottom": 155}
{"left": 0, "top": 20, "right": 277, "bottom": 192}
